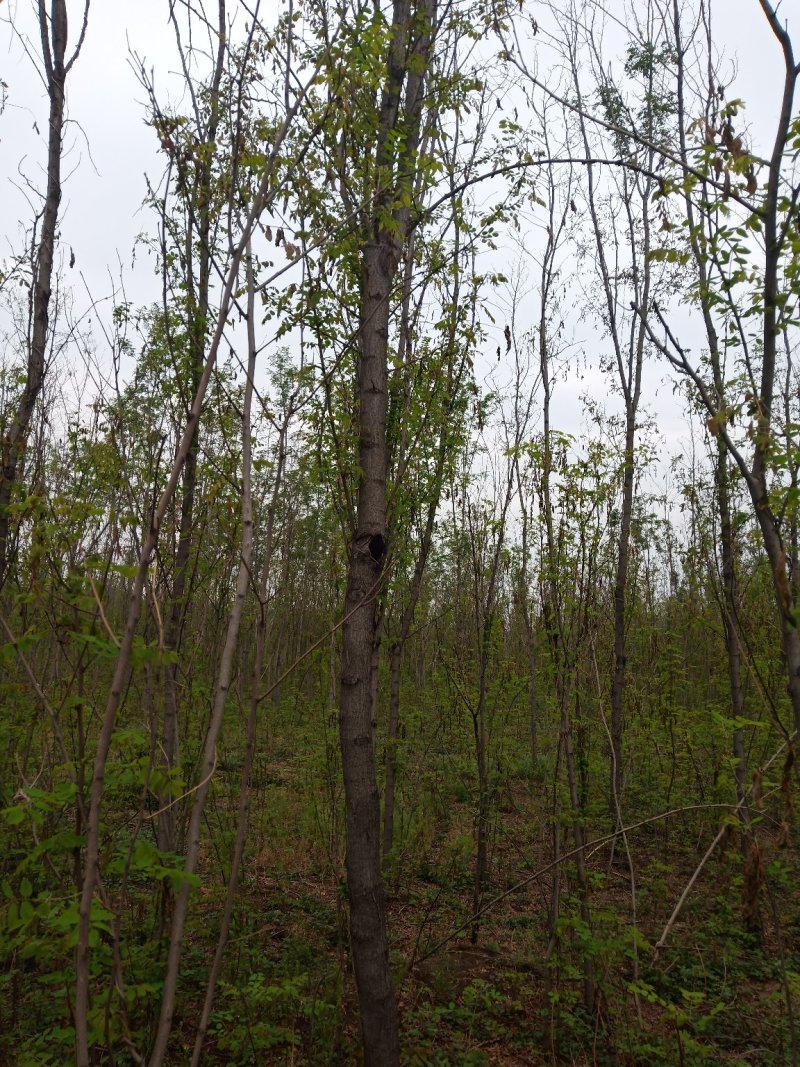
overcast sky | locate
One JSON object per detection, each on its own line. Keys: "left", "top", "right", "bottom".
{"left": 0, "top": 0, "right": 794, "bottom": 461}
{"left": 2, "top": 0, "right": 173, "bottom": 296}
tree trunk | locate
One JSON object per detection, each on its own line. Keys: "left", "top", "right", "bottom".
{"left": 610, "top": 414, "right": 636, "bottom": 815}
{"left": 562, "top": 692, "right": 594, "bottom": 1009}
{"left": 157, "top": 0, "right": 227, "bottom": 856}
{"left": 190, "top": 283, "right": 293, "bottom": 1067}
{"left": 0, "top": 0, "right": 70, "bottom": 587}
{"left": 538, "top": 225, "right": 594, "bottom": 1013}
{"left": 469, "top": 679, "right": 490, "bottom": 944}
{"left": 383, "top": 638, "right": 403, "bottom": 858}
{"left": 528, "top": 637, "right": 539, "bottom": 769}
{"left": 716, "top": 440, "right": 749, "bottom": 823}
{"left": 383, "top": 418, "right": 456, "bottom": 858}
{"left": 148, "top": 244, "right": 257, "bottom": 1067}
{"left": 337, "top": 0, "right": 436, "bottom": 1055}
{"left": 669, "top": 0, "right": 797, "bottom": 775}
{"left": 339, "top": 238, "right": 400, "bottom": 1066}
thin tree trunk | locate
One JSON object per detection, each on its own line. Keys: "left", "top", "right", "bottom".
{"left": 383, "top": 637, "right": 404, "bottom": 857}
{"left": 538, "top": 199, "right": 594, "bottom": 1013}
{"left": 383, "top": 409, "right": 460, "bottom": 858}
{"left": 75, "top": 200, "right": 266, "bottom": 1067}
{"left": 528, "top": 635, "right": 539, "bottom": 768}
{"left": 0, "top": 0, "right": 81, "bottom": 586}
{"left": 190, "top": 273, "right": 293, "bottom": 1067}
{"left": 610, "top": 413, "right": 636, "bottom": 812}
{"left": 158, "top": 0, "right": 228, "bottom": 857}
{"left": 518, "top": 507, "right": 539, "bottom": 770}
{"left": 470, "top": 667, "right": 490, "bottom": 944}
{"left": 670, "top": 0, "right": 759, "bottom": 808}
{"left": 148, "top": 247, "right": 257, "bottom": 1067}
{"left": 562, "top": 691, "right": 594, "bottom": 1008}
{"left": 467, "top": 368, "right": 529, "bottom": 942}
{"left": 716, "top": 442, "right": 749, "bottom": 821}
{"left": 743, "top": 6, "right": 800, "bottom": 755}
{"left": 571, "top": 42, "right": 652, "bottom": 819}
{"left": 73, "top": 61, "right": 332, "bottom": 1066}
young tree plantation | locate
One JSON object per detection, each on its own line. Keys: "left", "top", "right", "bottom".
{"left": 2, "top": 0, "right": 800, "bottom": 1064}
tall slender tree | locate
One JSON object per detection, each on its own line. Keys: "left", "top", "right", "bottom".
{"left": 336, "top": 0, "right": 436, "bottom": 1056}
{"left": 0, "top": 0, "right": 90, "bottom": 587}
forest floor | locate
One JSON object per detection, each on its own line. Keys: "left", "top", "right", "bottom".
{"left": 184, "top": 766, "right": 800, "bottom": 1066}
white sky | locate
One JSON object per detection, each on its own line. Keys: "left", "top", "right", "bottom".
{"left": 1, "top": 0, "right": 176, "bottom": 297}
{"left": 0, "top": 0, "right": 793, "bottom": 463}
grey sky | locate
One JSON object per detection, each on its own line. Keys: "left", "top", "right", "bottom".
{"left": 1, "top": 0, "right": 785, "bottom": 284}
{"left": 0, "top": 0, "right": 793, "bottom": 459}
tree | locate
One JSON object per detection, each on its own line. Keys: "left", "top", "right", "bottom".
{"left": 72, "top": 10, "right": 327, "bottom": 1057}
{"left": 667, "top": 0, "right": 752, "bottom": 832}
{"left": 0, "top": 0, "right": 90, "bottom": 587}
{"left": 643, "top": 0, "right": 800, "bottom": 771}
{"left": 334, "top": 0, "right": 437, "bottom": 1056}
{"left": 135, "top": 0, "right": 231, "bottom": 860}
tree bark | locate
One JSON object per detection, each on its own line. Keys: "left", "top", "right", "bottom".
{"left": 339, "top": 238, "right": 400, "bottom": 1066}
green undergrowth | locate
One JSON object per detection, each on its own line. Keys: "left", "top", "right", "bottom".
{"left": 1, "top": 690, "right": 797, "bottom": 1065}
